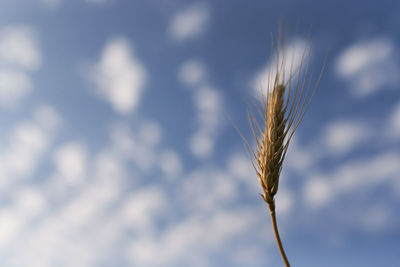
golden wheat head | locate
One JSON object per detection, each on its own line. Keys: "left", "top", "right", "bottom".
{"left": 244, "top": 36, "right": 325, "bottom": 210}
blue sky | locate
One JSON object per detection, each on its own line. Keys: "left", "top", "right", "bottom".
{"left": 0, "top": 0, "right": 399, "bottom": 266}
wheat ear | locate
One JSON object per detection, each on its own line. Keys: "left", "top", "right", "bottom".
{"left": 242, "top": 35, "right": 325, "bottom": 266}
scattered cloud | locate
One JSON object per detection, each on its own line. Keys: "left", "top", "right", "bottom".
{"left": 227, "top": 152, "right": 259, "bottom": 191}
{"left": 0, "top": 186, "right": 46, "bottom": 248}
{"left": 0, "top": 107, "right": 59, "bottom": 191}
{"left": 168, "top": 2, "right": 210, "bottom": 43}
{"left": 0, "top": 25, "right": 41, "bottom": 71}
{"left": 275, "top": 189, "right": 294, "bottom": 216}
{"left": 179, "top": 170, "right": 237, "bottom": 212}
{"left": 178, "top": 58, "right": 224, "bottom": 159}
{"left": 53, "top": 142, "right": 88, "bottom": 185}
{"left": 0, "top": 25, "right": 41, "bottom": 109}
{"left": 117, "top": 186, "right": 167, "bottom": 231}
{"left": 90, "top": 38, "right": 147, "bottom": 114}
{"left": 189, "top": 86, "right": 222, "bottom": 158}
{"left": 178, "top": 59, "right": 207, "bottom": 87}
{"left": 336, "top": 38, "right": 399, "bottom": 97}
{"left": 303, "top": 175, "right": 332, "bottom": 208}
{"left": 0, "top": 69, "right": 32, "bottom": 108}
{"left": 303, "top": 151, "right": 400, "bottom": 209}
{"left": 126, "top": 208, "right": 266, "bottom": 267}
{"left": 138, "top": 121, "right": 162, "bottom": 147}
{"left": 285, "top": 136, "right": 315, "bottom": 173}
{"left": 160, "top": 149, "right": 183, "bottom": 179}
{"left": 33, "top": 105, "right": 62, "bottom": 133}
{"left": 322, "top": 119, "right": 371, "bottom": 156}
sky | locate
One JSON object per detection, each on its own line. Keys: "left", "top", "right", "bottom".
{"left": 0, "top": 0, "right": 399, "bottom": 266}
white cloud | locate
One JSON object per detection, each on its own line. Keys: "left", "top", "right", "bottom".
{"left": 117, "top": 186, "right": 166, "bottom": 230}
{"left": 138, "top": 121, "right": 162, "bottom": 147}
{"left": 322, "top": 119, "right": 370, "bottom": 155}
{"left": 336, "top": 38, "right": 399, "bottom": 97}
{"left": 177, "top": 58, "right": 224, "bottom": 160}
{"left": 0, "top": 209, "right": 23, "bottom": 247}
{"left": 15, "top": 187, "right": 46, "bottom": 219}
{"left": 188, "top": 86, "right": 222, "bottom": 158}
{"left": 194, "top": 86, "right": 220, "bottom": 128}
{"left": 285, "top": 137, "right": 315, "bottom": 172}
{"left": 252, "top": 38, "right": 308, "bottom": 97}
{"left": 303, "top": 176, "right": 332, "bottom": 208}
{"left": 0, "top": 25, "right": 41, "bottom": 109}
{"left": 90, "top": 38, "right": 147, "bottom": 114}
{"left": 226, "top": 152, "right": 259, "bottom": 192}
{"left": 178, "top": 59, "right": 207, "bottom": 87}
{"left": 168, "top": 2, "right": 210, "bottom": 43}
{"left": 53, "top": 142, "right": 88, "bottom": 185}
{"left": 33, "top": 105, "right": 62, "bottom": 132}
{"left": 227, "top": 153, "right": 252, "bottom": 181}
{"left": 59, "top": 178, "right": 120, "bottom": 227}
{"left": 188, "top": 130, "right": 214, "bottom": 158}
{"left": 302, "top": 151, "right": 400, "bottom": 209}
{"left": 0, "top": 106, "right": 60, "bottom": 193}
{"left": 179, "top": 170, "right": 237, "bottom": 212}
{"left": 0, "top": 186, "right": 45, "bottom": 247}
{"left": 0, "top": 69, "right": 32, "bottom": 108}
{"left": 126, "top": 208, "right": 262, "bottom": 266}
{"left": 275, "top": 189, "right": 294, "bottom": 216}
{"left": 109, "top": 124, "right": 157, "bottom": 172}
{"left": 0, "top": 121, "right": 49, "bottom": 180}
{"left": 0, "top": 25, "right": 41, "bottom": 71}
{"left": 160, "top": 149, "right": 183, "bottom": 179}
{"left": 92, "top": 149, "right": 127, "bottom": 181}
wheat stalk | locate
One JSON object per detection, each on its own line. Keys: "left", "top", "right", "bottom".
{"left": 241, "top": 33, "right": 325, "bottom": 266}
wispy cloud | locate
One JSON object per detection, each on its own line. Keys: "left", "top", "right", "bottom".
{"left": 322, "top": 119, "right": 372, "bottom": 156}
{"left": 0, "top": 107, "right": 59, "bottom": 189}
{"left": 178, "top": 59, "right": 207, "bottom": 87}
{"left": 90, "top": 38, "right": 147, "bottom": 114}
{"left": 189, "top": 86, "right": 222, "bottom": 158}
{"left": 0, "top": 25, "right": 41, "bottom": 71}
{"left": 53, "top": 142, "right": 88, "bottom": 185}
{"left": 178, "top": 59, "right": 224, "bottom": 159}
{"left": 0, "top": 69, "right": 32, "bottom": 108}
{"left": 126, "top": 207, "right": 268, "bottom": 266}
{"left": 0, "top": 25, "right": 41, "bottom": 109}
{"left": 159, "top": 149, "right": 183, "bottom": 179}
{"left": 168, "top": 2, "right": 210, "bottom": 43}
{"left": 336, "top": 38, "right": 399, "bottom": 97}
{"left": 303, "top": 151, "right": 400, "bottom": 209}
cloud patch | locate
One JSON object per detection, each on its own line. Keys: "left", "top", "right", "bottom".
{"left": 188, "top": 86, "right": 222, "bottom": 158}
{"left": 0, "top": 25, "right": 41, "bottom": 71}
{"left": 0, "top": 25, "right": 41, "bottom": 109}
{"left": 178, "top": 59, "right": 207, "bottom": 87}
{"left": 168, "top": 2, "right": 210, "bottom": 43}
{"left": 336, "top": 38, "right": 399, "bottom": 97}
{"left": 322, "top": 119, "right": 371, "bottom": 156}
{"left": 90, "top": 38, "right": 147, "bottom": 114}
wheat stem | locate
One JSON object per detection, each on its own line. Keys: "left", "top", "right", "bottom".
{"left": 268, "top": 202, "right": 290, "bottom": 267}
